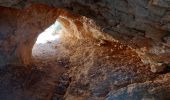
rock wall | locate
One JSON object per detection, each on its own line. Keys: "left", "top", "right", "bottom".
{"left": 1, "top": 1, "right": 170, "bottom": 99}
{"left": 0, "top": 4, "right": 104, "bottom": 66}
{"left": 0, "top": 0, "right": 170, "bottom": 71}
{"left": 0, "top": 5, "right": 61, "bottom": 65}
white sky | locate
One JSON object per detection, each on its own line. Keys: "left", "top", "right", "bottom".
{"left": 36, "top": 21, "right": 62, "bottom": 44}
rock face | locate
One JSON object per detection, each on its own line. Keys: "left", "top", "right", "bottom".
{"left": 0, "top": 5, "right": 61, "bottom": 65}
{"left": 0, "top": 0, "right": 170, "bottom": 72}
{"left": 107, "top": 80, "right": 170, "bottom": 100}
{"left": 1, "top": 0, "right": 170, "bottom": 100}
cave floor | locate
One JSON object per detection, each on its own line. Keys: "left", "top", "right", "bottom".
{"left": 32, "top": 39, "right": 60, "bottom": 61}
{"left": 0, "top": 38, "right": 170, "bottom": 100}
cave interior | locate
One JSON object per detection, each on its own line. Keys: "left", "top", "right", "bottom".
{"left": 0, "top": 0, "right": 170, "bottom": 100}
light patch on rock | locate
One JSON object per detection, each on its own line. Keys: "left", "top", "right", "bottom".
{"left": 150, "top": 63, "right": 166, "bottom": 73}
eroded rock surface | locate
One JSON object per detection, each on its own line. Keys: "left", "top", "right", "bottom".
{"left": 1, "top": 0, "right": 170, "bottom": 100}
{"left": 1, "top": 0, "right": 170, "bottom": 72}
{"left": 0, "top": 5, "right": 61, "bottom": 65}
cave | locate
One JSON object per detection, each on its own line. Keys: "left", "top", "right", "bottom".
{"left": 0, "top": 0, "right": 170, "bottom": 100}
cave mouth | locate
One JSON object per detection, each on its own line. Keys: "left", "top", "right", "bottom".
{"left": 32, "top": 20, "right": 63, "bottom": 60}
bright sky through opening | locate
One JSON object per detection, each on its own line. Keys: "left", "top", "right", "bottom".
{"left": 36, "top": 21, "right": 62, "bottom": 44}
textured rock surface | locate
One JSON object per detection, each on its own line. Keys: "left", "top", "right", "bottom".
{"left": 52, "top": 14, "right": 170, "bottom": 99}
{"left": 107, "top": 79, "right": 170, "bottom": 100}
{"left": 0, "top": 5, "right": 61, "bottom": 65}
{"left": 1, "top": 0, "right": 170, "bottom": 100}
{"left": 0, "top": 0, "right": 170, "bottom": 72}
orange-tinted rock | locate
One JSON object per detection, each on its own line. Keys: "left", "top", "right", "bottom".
{"left": 0, "top": 5, "right": 60, "bottom": 65}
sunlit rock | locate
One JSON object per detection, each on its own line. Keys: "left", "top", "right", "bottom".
{"left": 0, "top": 0, "right": 170, "bottom": 100}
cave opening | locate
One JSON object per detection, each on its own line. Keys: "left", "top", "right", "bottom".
{"left": 1, "top": 3, "right": 170, "bottom": 99}
{"left": 32, "top": 20, "right": 63, "bottom": 60}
